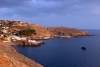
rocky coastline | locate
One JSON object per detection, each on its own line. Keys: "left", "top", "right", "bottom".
{"left": 0, "top": 42, "right": 43, "bottom": 67}
{"left": 0, "top": 20, "right": 93, "bottom": 46}
{"left": 12, "top": 31, "right": 91, "bottom": 46}
{"left": 0, "top": 20, "right": 94, "bottom": 67}
{"left": 15, "top": 40, "right": 45, "bottom": 46}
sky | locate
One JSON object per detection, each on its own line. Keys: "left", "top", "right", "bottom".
{"left": 0, "top": 0, "right": 100, "bottom": 29}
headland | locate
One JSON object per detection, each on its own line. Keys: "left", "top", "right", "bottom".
{"left": 0, "top": 20, "right": 92, "bottom": 46}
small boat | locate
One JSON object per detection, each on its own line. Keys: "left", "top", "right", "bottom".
{"left": 81, "top": 47, "right": 86, "bottom": 50}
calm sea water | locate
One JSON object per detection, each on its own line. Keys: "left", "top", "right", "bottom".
{"left": 12, "top": 30, "right": 100, "bottom": 67}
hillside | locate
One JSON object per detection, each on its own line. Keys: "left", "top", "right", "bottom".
{"left": 0, "top": 43, "right": 43, "bottom": 67}
{"left": 0, "top": 20, "right": 50, "bottom": 39}
{"left": 0, "top": 20, "right": 89, "bottom": 39}
{"left": 48, "top": 27, "right": 88, "bottom": 37}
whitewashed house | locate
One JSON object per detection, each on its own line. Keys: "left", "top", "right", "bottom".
{"left": 2, "top": 27, "right": 6, "bottom": 29}
{"left": 28, "top": 40, "right": 36, "bottom": 43}
{"left": 5, "top": 27, "right": 9, "bottom": 29}
{"left": 2, "top": 29, "right": 8, "bottom": 33}
{"left": 11, "top": 35, "right": 27, "bottom": 40}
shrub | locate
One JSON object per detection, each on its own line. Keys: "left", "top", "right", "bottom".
{"left": 19, "top": 29, "right": 36, "bottom": 36}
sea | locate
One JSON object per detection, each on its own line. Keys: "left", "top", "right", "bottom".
{"left": 12, "top": 30, "right": 100, "bottom": 67}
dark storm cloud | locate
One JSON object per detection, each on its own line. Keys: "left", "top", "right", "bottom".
{"left": 0, "top": 0, "right": 100, "bottom": 18}
{"left": 21, "top": 0, "right": 81, "bottom": 17}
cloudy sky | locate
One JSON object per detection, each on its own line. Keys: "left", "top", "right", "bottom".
{"left": 0, "top": 0, "right": 100, "bottom": 29}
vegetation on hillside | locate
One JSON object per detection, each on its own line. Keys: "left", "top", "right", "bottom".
{"left": 19, "top": 29, "right": 36, "bottom": 36}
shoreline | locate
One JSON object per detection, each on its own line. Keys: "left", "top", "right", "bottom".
{"left": 0, "top": 41, "right": 43, "bottom": 67}
{"left": 0, "top": 34, "right": 94, "bottom": 47}
{"left": 0, "top": 34, "right": 94, "bottom": 67}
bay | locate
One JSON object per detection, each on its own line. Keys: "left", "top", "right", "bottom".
{"left": 12, "top": 30, "right": 100, "bottom": 67}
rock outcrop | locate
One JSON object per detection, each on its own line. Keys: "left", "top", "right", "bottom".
{"left": 15, "top": 40, "right": 44, "bottom": 46}
{"left": 0, "top": 43, "right": 43, "bottom": 67}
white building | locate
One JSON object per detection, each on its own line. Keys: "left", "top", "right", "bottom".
{"left": 28, "top": 40, "right": 36, "bottom": 43}
{"left": 2, "top": 29, "right": 8, "bottom": 33}
{"left": 11, "top": 35, "right": 27, "bottom": 40}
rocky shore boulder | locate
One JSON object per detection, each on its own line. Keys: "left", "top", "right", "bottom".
{"left": 0, "top": 43, "right": 43, "bottom": 67}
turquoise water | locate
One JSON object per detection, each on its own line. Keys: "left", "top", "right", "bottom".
{"left": 12, "top": 30, "right": 100, "bottom": 67}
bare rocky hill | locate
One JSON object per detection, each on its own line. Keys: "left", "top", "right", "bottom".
{"left": 48, "top": 27, "right": 88, "bottom": 37}
{"left": 0, "top": 43, "right": 43, "bottom": 67}
{"left": 0, "top": 20, "right": 50, "bottom": 39}
{"left": 0, "top": 20, "right": 89, "bottom": 39}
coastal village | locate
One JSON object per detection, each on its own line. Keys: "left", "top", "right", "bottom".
{"left": 0, "top": 20, "right": 90, "bottom": 46}
{"left": 0, "top": 20, "right": 45, "bottom": 46}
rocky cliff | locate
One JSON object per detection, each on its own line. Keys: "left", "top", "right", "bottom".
{"left": 0, "top": 43, "right": 43, "bottom": 67}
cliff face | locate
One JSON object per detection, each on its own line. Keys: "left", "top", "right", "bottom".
{"left": 0, "top": 43, "right": 43, "bottom": 67}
